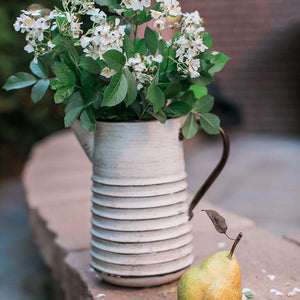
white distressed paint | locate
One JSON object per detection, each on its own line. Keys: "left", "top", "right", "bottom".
{"left": 72, "top": 119, "right": 193, "bottom": 287}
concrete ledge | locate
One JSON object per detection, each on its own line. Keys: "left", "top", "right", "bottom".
{"left": 23, "top": 131, "right": 300, "bottom": 299}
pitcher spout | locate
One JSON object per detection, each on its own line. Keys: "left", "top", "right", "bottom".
{"left": 71, "top": 120, "right": 94, "bottom": 162}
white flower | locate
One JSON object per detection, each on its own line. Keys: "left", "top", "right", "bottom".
{"left": 101, "top": 67, "right": 116, "bottom": 78}
{"left": 87, "top": 8, "right": 107, "bottom": 24}
{"left": 24, "top": 41, "right": 35, "bottom": 53}
{"left": 81, "top": 36, "right": 91, "bottom": 48}
{"left": 80, "top": 13, "right": 126, "bottom": 60}
{"left": 157, "top": 0, "right": 182, "bottom": 17}
{"left": 154, "top": 54, "right": 163, "bottom": 63}
{"left": 21, "top": 9, "right": 42, "bottom": 17}
{"left": 121, "top": 0, "right": 151, "bottom": 11}
{"left": 115, "top": 9, "right": 125, "bottom": 16}
{"left": 154, "top": 19, "right": 166, "bottom": 31}
{"left": 188, "top": 59, "right": 200, "bottom": 78}
{"left": 151, "top": 10, "right": 163, "bottom": 19}
{"left": 66, "top": 12, "right": 83, "bottom": 39}
{"left": 47, "top": 41, "right": 56, "bottom": 49}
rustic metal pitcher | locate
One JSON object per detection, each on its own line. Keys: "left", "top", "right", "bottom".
{"left": 72, "top": 118, "right": 229, "bottom": 287}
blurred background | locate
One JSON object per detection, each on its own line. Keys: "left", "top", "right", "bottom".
{"left": 0, "top": 0, "right": 299, "bottom": 299}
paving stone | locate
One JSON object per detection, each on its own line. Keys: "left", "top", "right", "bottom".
{"left": 23, "top": 130, "right": 300, "bottom": 299}
{"left": 284, "top": 234, "right": 300, "bottom": 247}
{"left": 64, "top": 227, "right": 300, "bottom": 300}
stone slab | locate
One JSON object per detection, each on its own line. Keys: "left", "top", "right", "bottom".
{"left": 284, "top": 234, "right": 300, "bottom": 247}
{"left": 64, "top": 227, "right": 300, "bottom": 300}
{"left": 23, "top": 130, "right": 300, "bottom": 300}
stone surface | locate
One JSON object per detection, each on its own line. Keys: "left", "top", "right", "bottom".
{"left": 185, "top": 133, "right": 300, "bottom": 235}
{"left": 22, "top": 130, "right": 300, "bottom": 299}
{"left": 64, "top": 227, "right": 300, "bottom": 300}
{"left": 284, "top": 234, "right": 300, "bottom": 247}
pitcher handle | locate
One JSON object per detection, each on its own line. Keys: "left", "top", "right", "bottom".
{"left": 184, "top": 127, "right": 230, "bottom": 221}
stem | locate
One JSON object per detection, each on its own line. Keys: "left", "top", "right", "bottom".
{"left": 225, "top": 233, "right": 236, "bottom": 241}
{"left": 227, "top": 232, "right": 243, "bottom": 260}
{"left": 133, "top": 13, "right": 138, "bottom": 44}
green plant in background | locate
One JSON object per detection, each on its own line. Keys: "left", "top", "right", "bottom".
{"left": 3, "top": 0, "right": 229, "bottom": 142}
{"left": 0, "top": 0, "right": 62, "bottom": 179}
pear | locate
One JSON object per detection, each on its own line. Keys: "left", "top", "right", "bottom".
{"left": 178, "top": 233, "right": 243, "bottom": 300}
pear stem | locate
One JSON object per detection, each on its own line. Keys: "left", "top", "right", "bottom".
{"left": 228, "top": 232, "right": 243, "bottom": 260}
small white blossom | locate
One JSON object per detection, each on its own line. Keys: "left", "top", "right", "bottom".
{"left": 154, "top": 55, "right": 163, "bottom": 63}
{"left": 87, "top": 8, "right": 107, "bottom": 24}
{"left": 121, "top": 0, "right": 151, "bottom": 11}
{"left": 47, "top": 41, "right": 56, "bottom": 49}
{"left": 151, "top": 10, "right": 163, "bottom": 19}
{"left": 66, "top": 12, "right": 83, "bottom": 39}
{"left": 24, "top": 41, "right": 35, "bottom": 53}
{"left": 101, "top": 67, "right": 116, "bottom": 78}
{"left": 80, "top": 14, "right": 126, "bottom": 60}
{"left": 157, "top": 0, "right": 182, "bottom": 17}
{"left": 81, "top": 36, "right": 91, "bottom": 48}
{"left": 126, "top": 53, "right": 162, "bottom": 90}
{"left": 154, "top": 19, "right": 166, "bottom": 31}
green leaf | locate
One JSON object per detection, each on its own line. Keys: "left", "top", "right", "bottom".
{"left": 203, "top": 32, "right": 213, "bottom": 48}
{"left": 147, "top": 82, "right": 166, "bottom": 113}
{"left": 182, "top": 113, "right": 198, "bottom": 139}
{"left": 79, "top": 56, "right": 101, "bottom": 74}
{"left": 208, "top": 53, "right": 230, "bottom": 75}
{"left": 103, "top": 50, "right": 126, "bottom": 72}
{"left": 94, "top": 0, "right": 117, "bottom": 6}
{"left": 124, "top": 68, "right": 137, "bottom": 107}
{"left": 54, "top": 85, "right": 74, "bottom": 103}
{"left": 3, "top": 72, "right": 37, "bottom": 91}
{"left": 50, "top": 79, "right": 64, "bottom": 90}
{"left": 193, "top": 95, "right": 214, "bottom": 113}
{"left": 134, "top": 38, "right": 148, "bottom": 56}
{"left": 64, "top": 92, "right": 84, "bottom": 127}
{"left": 189, "top": 85, "right": 207, "bottom": 99}
{"left": 30, "top": 58, "right": 48, "bottom": 79}
{"left": 148, "top": 109, "right": 167, "bottom": 123}
{"left": 145, "top": 26, "right": 159, "bottom": 55}
{"left": 181, "top": 90, "right": 197, "bottom": 106}
{"left": 191, "top": 74, "right": 214, "bottom": 86}
{"left": 54, "top": 62, "right": 76, "bottom": 86}
{"left": 31, "top": 79, "right": 50, "bottom": 103}
{"left": 80, "top": 107, "right": 96, "bottom": 132}
{"left": 164, "top": 82, "right": 182, "bottom": 99}
{"left": 123, "top": 35, "right": 134, "bottom": 58}
{"left": 166, "top": 101, "right": 192, "bottom": 117}
{"left": 102, "top": 72, "right": 128, "bottom": 107}
{"left": 80, "top": 71, "right": 99, "bottom": 105}
{"left": 200, "top": 113, "right": 220, "bottom": 135}
{"left": 52, "top": 34, "right": 79, "bottom": 63}
{"left": 159, "top": 40, "right": 168, "bottom": 55}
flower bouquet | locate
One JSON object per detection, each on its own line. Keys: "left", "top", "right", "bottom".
{"left": 3, "top": 0, "right": 229, "bottom": 138}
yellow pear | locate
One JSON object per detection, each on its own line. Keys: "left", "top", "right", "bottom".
{"left": 178, "top": 234, "right": 243, "bottom": 300}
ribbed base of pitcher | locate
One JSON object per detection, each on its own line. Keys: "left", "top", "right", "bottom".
{"left": 94, "top": 267, "right": 191, "bottom": 288}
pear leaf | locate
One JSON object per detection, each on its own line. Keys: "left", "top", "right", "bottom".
{"left": 202, "top": 210, "right": 228, "bottom": 235}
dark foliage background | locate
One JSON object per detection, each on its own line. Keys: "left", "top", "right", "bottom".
{"left": 0, "top": 1, "right": 63, "bottom": 180}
